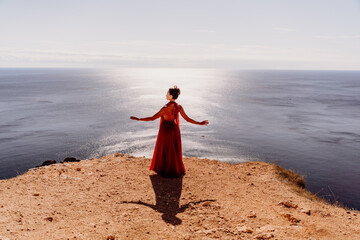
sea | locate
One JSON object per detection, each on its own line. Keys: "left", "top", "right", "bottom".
{"left": 0, "top": 68, "right": 359, "bottom": 210}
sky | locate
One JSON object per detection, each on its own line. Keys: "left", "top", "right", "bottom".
{"left": 0, "top": 0, "right": 359, "bottom": 69}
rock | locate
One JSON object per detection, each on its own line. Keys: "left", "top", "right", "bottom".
{"left": 300, "top": 209, "right": 311, "bottom": 215}
{"left": 113, "top": 152, "right": 124, "bottom": 157}
{"left": 247, "top": 212, "right": 257, "bottom": 218}
{"left": 35, "top": 160, "right": 57, "bottom": 167}
{"left": 39, "top": 160, "right": 57, "bottom": 167}
{"left": 202, "top": 229, "right": 218, "bottom": 234}
{"left": 237, "top": 225, "right": 253, "bottom": 233}
{"left": 321, "top": 212, "right": 331, "bottom": 217}
{"left": 62, "top": 157, "right": 80, "bottom": 163}
{"left": 279, "top": 201, "right": 298, "bottom": 209}
{"left": 45, "top": 216, "right": 53, "bottom": 222}
{"left": 256, "top": 233, "right": 274, "bottom": 239}
{"left": 282, "top": 214, "right": 300, "bottom": 223}
{"left": 189, "top": 203, "right": 196, "bottom": 209}
{"left": 202, "top": 201, "right": 212, "bottom": 207}
{"left": 258, "top": 225, "right": 275, "bottom": 232}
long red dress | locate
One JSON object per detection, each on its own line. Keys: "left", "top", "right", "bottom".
{"left": 150, "top": 101, "right": 185, "bottom": 177}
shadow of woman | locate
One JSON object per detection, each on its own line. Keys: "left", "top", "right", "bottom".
{"left": 121, "top": 174, "right": 215, "bottom": 225}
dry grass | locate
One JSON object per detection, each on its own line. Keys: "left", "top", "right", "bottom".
{"left": 273, "top": 164, "right": 306, "bottom": 189}
{"left": 272, "top": 163, "right": 356, "bottom": 211}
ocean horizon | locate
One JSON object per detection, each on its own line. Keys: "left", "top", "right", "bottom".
{"left": 0, "top": 67, "right": 359, "bottom": 210}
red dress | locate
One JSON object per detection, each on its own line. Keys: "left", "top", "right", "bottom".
{"left": 150, "top": 101, "right": 185, "bottom": 177}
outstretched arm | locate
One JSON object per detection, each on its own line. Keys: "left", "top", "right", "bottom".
{"left": 179, "top": 105, "right": 209, "bottom": 125}
{"left": 130, "top": 107, "right": 165, "bottom": 121}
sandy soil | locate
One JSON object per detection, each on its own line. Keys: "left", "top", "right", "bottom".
{"left": 0, "top": 154, "right": 359, "bottom": 240}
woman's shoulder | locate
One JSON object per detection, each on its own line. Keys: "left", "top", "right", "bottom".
{"left": 174, "top": 102, "right": 182, "bottom": 108}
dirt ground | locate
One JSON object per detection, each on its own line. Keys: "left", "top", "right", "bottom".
{"left": 0, "top": 154, "right": 359, "bottom": 240}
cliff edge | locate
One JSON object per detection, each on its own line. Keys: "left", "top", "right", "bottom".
{"left": 0, "top": 154, "right": 359, "bottom": 239}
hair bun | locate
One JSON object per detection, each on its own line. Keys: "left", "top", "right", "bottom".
{"left": 175, "top": 85, "right": 180, "bottom": 95}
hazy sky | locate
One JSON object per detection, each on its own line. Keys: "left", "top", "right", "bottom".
{"left": 1, "top": 0, "right": 359, "bottom": 69}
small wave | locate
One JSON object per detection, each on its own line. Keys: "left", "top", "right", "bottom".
{"left": 37, "top": 100, "right": 53, "bottom": 104}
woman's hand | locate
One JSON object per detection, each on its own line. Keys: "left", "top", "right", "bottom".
{"left": 200, "top": 120, "right": 209, "bottom": 125}
{"left": 130, "top": 116, "right": 139, "bottom": 120}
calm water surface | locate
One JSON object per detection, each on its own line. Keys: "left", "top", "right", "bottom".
{"left": 0, "top": 68, "right": 359, "bottom": 210}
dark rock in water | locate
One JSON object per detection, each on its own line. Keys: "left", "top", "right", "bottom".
{"left": 62, "top": 157, "right": 80, "bottom": 163}
{"left": 35, "top": 160, "right": 57, "bottom": 168}
{"left": 42, "top": 160, "right": 57, "bottom": 166}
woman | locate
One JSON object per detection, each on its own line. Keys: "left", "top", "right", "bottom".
{"left": 130, "top": 86, "right": 209, "bottom": 177}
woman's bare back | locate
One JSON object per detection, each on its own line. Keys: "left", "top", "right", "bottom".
{"left": 162, "top": 104, "right": 178, "bottom": 121}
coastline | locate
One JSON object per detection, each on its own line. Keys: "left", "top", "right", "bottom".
{"left": 0, "top": 154, "right": 359, "bottom": 239}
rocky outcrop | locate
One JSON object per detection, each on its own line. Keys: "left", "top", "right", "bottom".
{"left": 36, "top": 160, "right": 57, "bottom": 167}
{"left": 62, "top": 157, "right": 80, "bottom": 163}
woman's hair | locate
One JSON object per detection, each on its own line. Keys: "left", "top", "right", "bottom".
{"left": 169, "top": 85, "right": 181, "bottom": 100}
